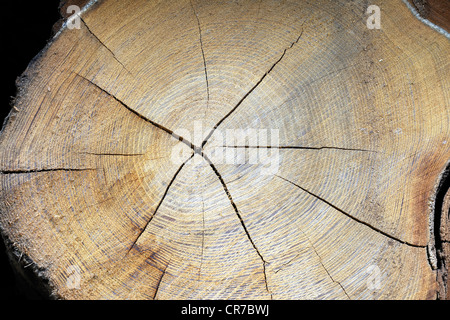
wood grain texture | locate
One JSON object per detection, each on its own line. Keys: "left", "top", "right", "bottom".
{"left": 0, "top": 0, "right": 449, "bottom": 299}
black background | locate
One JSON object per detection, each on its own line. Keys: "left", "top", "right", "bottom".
{"left": 1, "top": 0, "right": 61, "bottom": 300}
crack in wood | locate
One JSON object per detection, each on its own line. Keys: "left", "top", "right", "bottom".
{"left": 74, "top": 73, "right": 201, "bottom": 153}
{"left": 201, "top": 28, "right": 304, "bottom": 149}
{"left": 202, "top": 153, "right": 272, "bottom": 297}
{"left": 1, "top": 0, "right": 445, "bottom": 301}
{"left": 78, "top": 152, "right": 146, "bottom": 157}
{"left": 275, "top": 175, "right": 427, "bottom": 248}
{"left": 80, "top": 17, "right": 133, "bottom": 76}
{"left": 304, "top": 231, "right": 351, "bottom": 299}
{"left": 153, "top": 264, "right": 168, "bottom": 300}
{"left": 219, "top": 145, "right": 377, "bottom": 153}
{"left": 0, "top": 168, "right": 97, "bottom": 174}
{"left": 273, "top": 254, "right": 302, "bottom": 274}
{"left": 198, "top": 197, "right": 205, "bottom": 281}
{"left": 190, "top": 0, "right": 210, "bottom": 107}
{"left": 271, "top": 219, "right": 351, "bottom": 298}
{"left": 126, "top": 153, "right": 194, "bottom": 255}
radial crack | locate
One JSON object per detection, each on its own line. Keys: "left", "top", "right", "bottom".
{"left": 79, "top": 152, "right": 146, "bottom": 157}
{"left": 202, "top": 154, "right": 271, "bottom": 296}
{"left": 275, "top": 175, "right": 426, "bottom": 248}
{"left": 190, "top": 0, "right": 210, "bottom": 107}
{"left": 0, "top": 168, "right": 97, "bottom": 174}
{"left": 199, "top": 197, "right": 205, "bottom": 280}
{"left": 80, "top": 17, "right": 132, "bottom": 76}
{"left": 126, "top": 154, "right": 194, "bottom": 255}
{"left": 220, "top": 145, "right": 377, "bottom": 153}
{"left": 201, "top": 29, "right": 304, "bottom": 148}
{"left": 273, "top": 253, "right": 302, "bottom": 274}
{"left": 153, "top": 265, "right": 168, "bottom": 300}
{"left": 306, "top": 234, "right": 351, "bottom": 299}
{"left": 75, "top": 73, "right": 199, "bottom": 152}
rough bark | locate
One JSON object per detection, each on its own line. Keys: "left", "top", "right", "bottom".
{"left": 408, "top": 0, "right": 450, "bottom": 32}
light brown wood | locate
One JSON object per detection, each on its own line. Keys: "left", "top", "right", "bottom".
{"left": 0, "top": 0, "right": 449, "bottom": 299}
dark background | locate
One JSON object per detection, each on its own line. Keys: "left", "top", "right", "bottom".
{"left": 1, "top": 0, "right": 61, "bottom": 300}
{"left": 0, "top": 0, "right": 448, "bottom": 305}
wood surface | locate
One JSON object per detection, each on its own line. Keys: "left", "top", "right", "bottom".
{"left": 0, "top": 0, "right": 449, "bottom": 299}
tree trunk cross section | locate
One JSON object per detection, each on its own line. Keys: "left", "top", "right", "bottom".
{"left": 0, "top": 0, "right": 449, "bottom": 299}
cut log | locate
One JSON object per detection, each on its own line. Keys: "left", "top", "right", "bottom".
{"left": 0, "top": 0, "right": 449, "bottom": 300}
